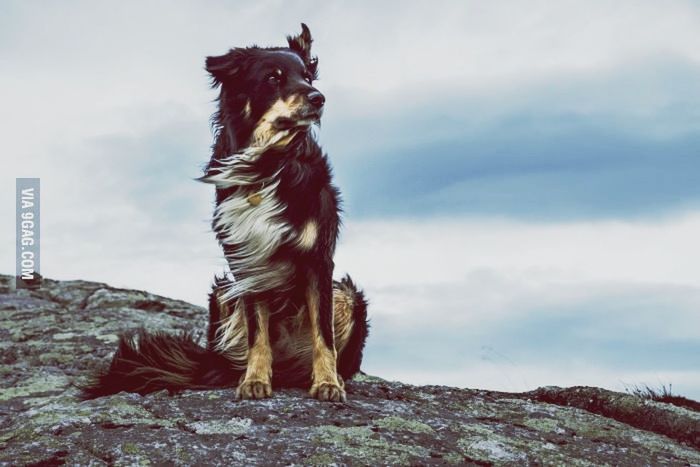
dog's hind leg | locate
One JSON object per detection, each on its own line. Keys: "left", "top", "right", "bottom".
{"left": 236, "top": 297, "right": 273, "bottom": 399}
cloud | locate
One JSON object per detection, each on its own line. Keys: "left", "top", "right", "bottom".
{"left": 0, "top": 102, "right": 223, "bottom": 306}
{"left": 373, "top": 361, "right": 700, "bottom": 401}
{"left": 323, "top": 55, "right": 700, "bottom": 219}
{"left": 2, "top": 1, "right": 699, "bottom": 398}
{"left": 332, "top": 127, "right": 700, "bottom": 220}
{"left": 334, "top": 215, "right": 700, "bottom": 288}
{"left": 3, "top": 1, "right": 700, "bottom": 224}
{"left": 314, "top": 0, "right": 700, "bottom": 92}
{"left": 334, "top": 217, "right": 700, "bottom": 398}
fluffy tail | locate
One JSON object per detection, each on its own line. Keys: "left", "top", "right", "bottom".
{"left": 81, "top": 329, "right": 240, "bottom": 399}
{"left": 335, "top": 275, "right": 370, "bottom": 381}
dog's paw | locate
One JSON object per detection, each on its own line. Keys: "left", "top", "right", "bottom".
{"left": 309, "top": 381, "right": 346, "bottom": 402}
{"left": 236, "top": 380, "right": 272, "bottom": 400}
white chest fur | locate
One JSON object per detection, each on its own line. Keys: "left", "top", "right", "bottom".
{"left": 213, "top": 182, "right": 293, "bottom": 299}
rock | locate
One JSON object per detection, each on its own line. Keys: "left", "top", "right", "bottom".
{"left": 0, "top": 274, "right": 698, "bottom": 466}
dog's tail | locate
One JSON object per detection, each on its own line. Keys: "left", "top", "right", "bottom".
{"left": 80, "top": 329, "right": 240, "bottom": 399}
{"left": 335, "top": 275, "right": 370, "bottom": 381}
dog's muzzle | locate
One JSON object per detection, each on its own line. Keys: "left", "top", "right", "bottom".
{"left": 274, "top": 111, "right": 322, "bottom": 130}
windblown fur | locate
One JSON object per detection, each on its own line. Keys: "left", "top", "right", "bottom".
{"left": 83, "top": 24, "right": 369, "bottom": 401}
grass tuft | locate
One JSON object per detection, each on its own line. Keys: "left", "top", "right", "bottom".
{"left": 626, "top": 383, "right": 700, "bottom": 412}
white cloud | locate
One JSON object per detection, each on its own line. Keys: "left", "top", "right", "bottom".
{"left": 376, "top": 362, "right": 700, "bottom": 401}
{"left": 302, "top": 0, "right": 700, "bottom": 91}
{"left": 2, "top": 1, "right": 699, "bottom": 398}
{"left": 333, "top": 215, "right": 700, "bottom": 398}
{"left": 2, "top": 0, "right": 698, "bottom": 203}
{"left": 335, "top": 214, "right": 700, "bottom": 289}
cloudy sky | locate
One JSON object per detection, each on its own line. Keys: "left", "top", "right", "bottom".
{"left": 2, "top": 0, "right": 700, "bottom": 399}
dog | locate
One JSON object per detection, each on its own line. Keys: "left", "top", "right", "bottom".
{"left": 83, "top": 24, "right": 369, "bottom": 403}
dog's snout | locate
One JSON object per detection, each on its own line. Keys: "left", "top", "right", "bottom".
{"left": 307, "top": 91, "right": 325, "bottom": 108}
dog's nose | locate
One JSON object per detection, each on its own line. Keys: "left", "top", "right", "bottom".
{"left": 308, "top": 91, "right": 325, "bottom": 108}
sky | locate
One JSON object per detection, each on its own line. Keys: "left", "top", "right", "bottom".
{"left": 2, "top": 0, "right": 700, "bottom": 399}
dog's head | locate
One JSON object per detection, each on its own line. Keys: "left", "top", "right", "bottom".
{"left": 207, "top": 23, "right": 324, "bottom": 150}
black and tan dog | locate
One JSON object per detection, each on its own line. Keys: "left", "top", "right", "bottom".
{"left": 84, "top": 24, "right": 368, "bottom": 403}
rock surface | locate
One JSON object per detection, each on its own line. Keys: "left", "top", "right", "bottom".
{"left": 0, "top": 274, "right": 698, "bottom": 466}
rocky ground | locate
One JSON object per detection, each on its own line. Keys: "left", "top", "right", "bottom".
{"left": 0, "top": 274, "right": 698, "bottom": 466}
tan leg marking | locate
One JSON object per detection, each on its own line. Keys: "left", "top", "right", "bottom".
{"left": 236, "top": 301, "right": 273, "bottom": 400}
{"left": 307, "top": 282, "right": 346, "bottom": 402}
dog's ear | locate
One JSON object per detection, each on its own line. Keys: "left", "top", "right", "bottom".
{"left": 287, "top": 23, "right": 318, "bottom": 78}
{"left": 205, "top": 49, "right": 248, "bottom": 86}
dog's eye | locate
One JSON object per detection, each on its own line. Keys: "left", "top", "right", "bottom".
{"left": 304, "top": 74, "right": 313, "bottom": 84}
{"left": 266, "top": 70, "right": 283, "bottom": 86}
{"left": 267, "top": 74, "right": 280, "bottom": 85}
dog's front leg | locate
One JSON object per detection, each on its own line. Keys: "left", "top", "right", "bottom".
{"left": 236, "top": 298, "right": 273, "bottom": 399}
{"left": 307, "top": 275, "right": 346, "bottom": 402}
